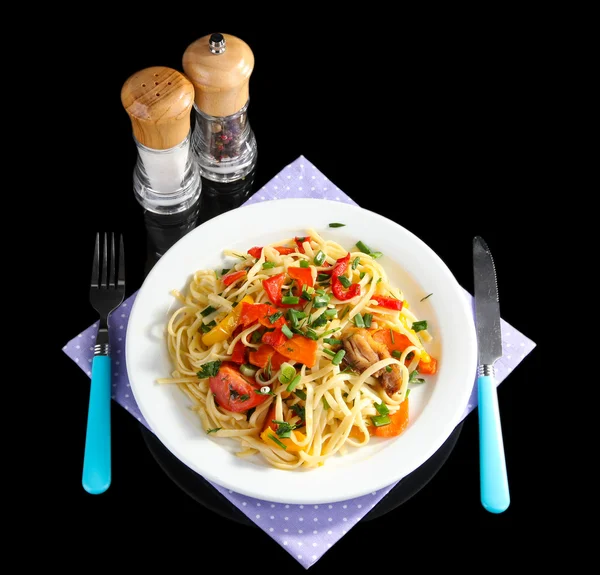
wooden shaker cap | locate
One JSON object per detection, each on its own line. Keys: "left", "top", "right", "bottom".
{"left": 182, "top": 33, "right": 254, "bottom": 117}
{"left": 121, "top": 66, "right": 195, "bottom": 150}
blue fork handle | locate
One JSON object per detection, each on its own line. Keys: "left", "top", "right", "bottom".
{"left": 478, "top": 374, "right": 510, "bottom": 513}
{"left": 82, "top": 355, "right": 111, "bottom": 494}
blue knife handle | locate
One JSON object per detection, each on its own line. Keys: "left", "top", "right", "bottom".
{"left": 477, "top": 373, "right": 510, "bottom": 513}
{"left": 82, "top": 355, "right": 111, "bottom": 494}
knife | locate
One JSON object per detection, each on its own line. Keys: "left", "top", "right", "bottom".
{"left": 473, "top": 236, "right": 510, "bottom": 514}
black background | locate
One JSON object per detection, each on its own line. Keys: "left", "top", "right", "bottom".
{"left": 48, "top": 14, "right": 554, "bottom": 570}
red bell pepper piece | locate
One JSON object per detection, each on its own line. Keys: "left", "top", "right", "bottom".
{"left": 371, "top": 295, "right": 404, "bottom": 311}
{"left": 239, "top": 302, "right": 286, "bottom": 328}
{"left": 329, "top": 254, "right": 361, "bottom": 301}
{"left": 262, "top": 274, "right": 285, "bottom": 306}
{"left": 222, "top": 270, "right": 247, "bottom": 287}
{"left": 294, "top": 236, "right": 311, "bottom": 253}
{"left": 231, "top": 340, "right": 247, "bottom": 364}
{"left": 247, "top": 246, "right": 263, "bottom": 258}
{"left": 262, "top": 327, "right": 288, "bottom": 347}
{"left": 288, "top": 266, "right": 314, "bottom": 291}
{"left": 248, "top": 344, "right": 276, "bottom": 369}
{"left": 274, "top": 246, "right": 296, "bottom": 255}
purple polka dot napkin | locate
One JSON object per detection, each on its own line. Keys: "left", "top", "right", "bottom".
{"left": 63, "top": 156, "right": 536, "bottom": 569}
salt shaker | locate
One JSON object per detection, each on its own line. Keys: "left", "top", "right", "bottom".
{"left": 121, "top": 66, "right": 201, "bottom": 214}
{"left": 183, "top": 33, "right": 257, "bottom": 183}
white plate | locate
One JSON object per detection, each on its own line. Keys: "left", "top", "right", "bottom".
{"left": 127, "top": 199, "right": 477, "bottom": 503}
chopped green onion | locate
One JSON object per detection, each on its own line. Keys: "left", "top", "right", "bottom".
{"left": 221, "top": 269, "right": 231, "bottom": 275}
{"left": 201, "top": 305, "right": 217, "bottom": 317}
{"left": 356, "top": 241, "right": 372, "bottom": 254}
{"left": 197, "top": 360, "right": 222, "bottom": 379}
{"left": 232, "top": 301, "right": 239, "bottom": 308}
{"left": 262, "top": 261, "right": 275, "bottom": 269}
{"left": 406, "top": 352, "right": 414, "bottom": 362}
{"left": 412, "top": 320, "right": 428, "bottom": 333}
{"left": 340, "top": 306, "right": 350, "bottom": 319}
{"left": 286, "top": 374, "right": 302, "bottom": 391}
{"left": 359, "top": 271, "right": 366, "bottom": 279}
{"left": 294, "top": 389, "right": 307, "bottom": 400}
{"left": 375, "top": 401, "right": 390, "bottom": 415}
{"left": 291, "top": 327, "right": 305, "bottom": 336}
{"left": 371, "top": 251, "right": 383, "bottom": 259}
{"left": 323, "top": 337, "right": 343, "bottom": 345}
{"left": 281, "top": 295, "right": 300, "bottom": 305}
{"left": 338, "top": 275, "right": 352, "bottom": 288}
{"left": 322, "top": 348, "right": 336, "bottom": 357}
{"left": 328, "top": 223, "right": 345, "bottom": 228}
{"left": 409, "top": 369, "right": 425, "bottom": 384}
{"left": 420, "top": 293, "right": 433, "bottom": 302}
{"left": 319, "top": 328, "right": 341, "bottom": 339}
{"left": 316, "top": 273, "right": 331, "bottom": 283}
{"left": 299, "top": 260, "right": 310, "bottom": 268}
{"left": 316, "top": 288, "right": 326, "bottom": 295}
{"left": 390, "top": 329, "right": 395, "bottom": 344}
{"left": 267, "top": 432, "right": 288, "bottom": 450}
{"left": 332, "top": 349, "right": 346, "bottom": 365}
{"left": 287, "top": 308, "right": 307, "bottom": 327}
{"left": 306, "top": 286, "right": 315, "bottom": 294}
{"left": 363, "top": 313, "right": 373, "bottom": 328}
{"left": 281, "top": 324, "right": 294, "bottom": 339}
{"left": 206, "top": 427, "right": 222, "bottom": 434}
{"left": 304, "top": 329, "right": 319, "bottom": 341}
{"left": 324, "top": 308, "right": 338, "bottom": 318}
{"left": 370, "top": 415, "right": 391, "bottom": 427}
{"left": 353, "top": 313, "right": 365, "bottom": 328}
{"left": 301, "top": 291, "right": 313, "bottom": 301}
{"left": 251, "top": 330, "right": 263, "bottom": 344}
{"left": 314, "top": 294, "right": 331, "bottom": 308}
{"left": 405, "top": 389, "right": 411, "bottom": 398}
{"left": 310, "top": 315, "right": 328, "bottom": 329}
{"left": 240, "top": 364, "right": 258, "bottom": 378}
{"left": 278, "top": 363, "right": 296, "bottom": 384}
{"left": 377, "top": 278, "right": 382, "bottom": 284}
{"left": 268, "top": 311, "right": 284, "bottom": 324}
{"left": 352, "top": 257, "right": 360, "bottom": 270}
{"left": 201, "top": 320, "right": 217, "bottom": 333}
{"left": 291, "top": 403, "right": 305, "bottom": 420}
{"left": 322, "top": 397, "right": 330, "bottom": 409}
{"left": 274, "top": 420, "right": 296, "bottom": 439}
{"left": 392, "top": 350, "right": 403, "bottom": 359}
{"left": 314, "top": 251, "right": 326, "bottom": 266}
{"left": 385, "top": 366, "right": 392, "bottom": 372}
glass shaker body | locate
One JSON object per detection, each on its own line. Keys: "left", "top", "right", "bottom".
{"left": 191, "top": 101, "right": 257, "bottom": 183}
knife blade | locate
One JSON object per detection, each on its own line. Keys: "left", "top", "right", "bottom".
{"left": 473, "top": 236, "right": 510, "bottom": 514}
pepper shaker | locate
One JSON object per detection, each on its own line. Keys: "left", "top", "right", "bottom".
{"left": 121, "top": 66, "right": 201, "bottom": 214}
{"left": 183, "top": 33, "right": 257, "bottom": 183}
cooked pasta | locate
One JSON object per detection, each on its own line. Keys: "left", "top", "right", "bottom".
{"left": 158, "top": 229, "right": 438, "bottom": 470}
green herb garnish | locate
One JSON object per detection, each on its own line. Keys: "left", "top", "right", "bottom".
{"left": 314, "top": 251, "right": 326, "bottom": 266}
{"left": 268, "top": 311, "right": 284, "bottom": 324}
{"left": 370, "top": 415, "right": 391, "bottom": 427}
{"left": 392, "top": 350, "right": 403, "bottom": 359}
{"left": 232, "top": 252, "right": 247, "bottom": 260}
{"left": 239, "top": 394, "right": 250, "bottom": 402}
{"left": 409, "top": 369, "right": 425, "bottom": 384}
{"left": 385, "top": 366, "right": 392, "bottom": 372}
{"left": 332, "top": 349, "right": 346, "bottom": 366}
{"left": 311, "top": 314, "right": 328, "bottom": 328}
{"left": 323, "top": 337, "right": 342, "bottom": 345}
{"left": 262, "top": 261, "right": 275, "bottom": 269}
{"left": 221, "top": 269, "right": 231, "bottom": 275}
{"left": 201, "top": 320, "right": 217, "bottom": 334}
{"left": 390, "top": 329, "right": 395, "bottom": 344}
{"left": 197, "top": 360, "right": 222, "bottom": 379}
{"left": 323, "top": 348, "right": 336, "bottom": 357}
{"left": 329, "top": 223, "right": 345, "bottom": 228}
{"left": 412, "top": 320, "right": 428, "bottom": 333}
{"left": 340, "top": 306, "right": 350, "bottom": 319}
{"left": 406, "top": 351, "right": 414, "bottom": 362}
{"left": 255, "top": 388, "right": 274, "bottom": 396}
{"left": 405, "top": 389, "right": 411, "bottom": 398}
{"left": 291, "top": 403, "right": 305, "bottom": 420}
{"left": 359, "top": 272, "right": 366, "bottom": 279}
{"left": 264, "top": 357, "right": 272, "bottom": 380}
{"left": 251, "top": 330, "right": 263, "bottom": 344}
{"left": 286, "top": 374, "right": 302, "bottom": 392}
{"left": 267, "top": 432, "right": 288, "bottom": 450}
{"left": 375, "top": 401, "right": 389, "bottom": 415}
{"left": 352, "top": 257, "right": 360, "bottom": 270}
{"left": 206, "top": 427, "right": 222, "bottom": 434}
{"left": 420, "top": 293, "right": 433, "bottom": 302}
{"left": 299, "top": 260, "right": 310, "bottom": 268}
{"left": 273, "top": 420, "right": 297, "bottom": 439}
{"left": 201, "top": 305, "right": 217, "bottom": 317}
{"left": 294, "top": 389, "right": 307, "bottom": 400}
{"left": 281, "top": 295, "right": 300, "bottom": 305}
{"left": 338, "top": 275, "right": 352, "bottom": 288}
{"left": 304, "top": 328, "right": 319, "bottom": 341}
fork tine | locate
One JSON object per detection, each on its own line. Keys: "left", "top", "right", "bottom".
{"left": 109, "top": 233, "right": 116, "bottom": 288}
{"left": 101, "top": 232, "right": 108, "bottom": 288}
{"left": 91, "top": 232, "right": 100, "bottom": 288}
{"left": 118, "top": 234, "right": 125, "bottom": 288}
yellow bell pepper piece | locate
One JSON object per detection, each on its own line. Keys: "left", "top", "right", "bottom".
{"left": 419, "top": 350, "right": 431, "bottom": 363}
{"left": 201, "top": 295, "right": 253, "bottom": 347}
{"left": 260, "top": 428, "right": 306, "bottom": 452}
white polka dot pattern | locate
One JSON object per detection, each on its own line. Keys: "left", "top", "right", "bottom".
{"left": 61, "top": 155, "right": 536, "bottom": 569}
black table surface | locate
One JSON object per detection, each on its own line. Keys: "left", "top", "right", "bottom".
{"left": 48, "top": 16, "right": 554, "bottom": 570}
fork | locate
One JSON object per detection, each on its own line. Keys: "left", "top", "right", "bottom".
{"left": 83, "top": 232, "right": 125, "bottom": 494}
